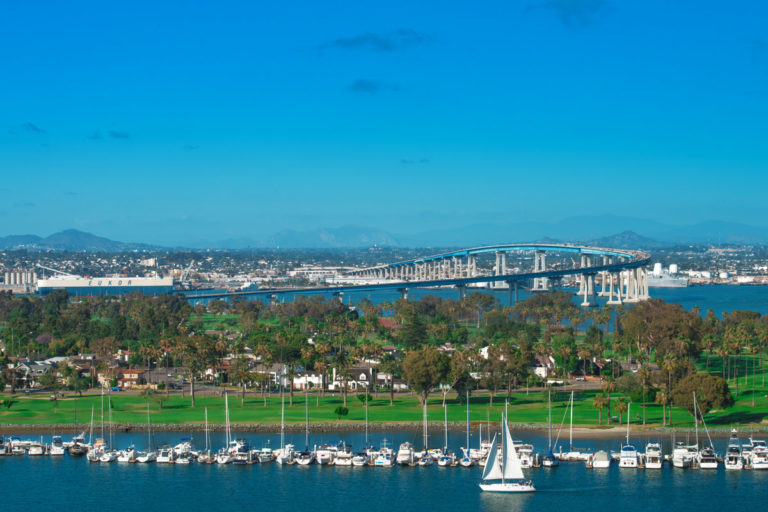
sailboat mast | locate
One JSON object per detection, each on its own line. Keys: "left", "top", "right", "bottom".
{"left": 204, "top": 408, "right": 209, "bottom": 452}
{"left": 423, "top": 401, "right": 427, "bottom": 451}
{"left": 305, "top": 387, "right": 309, "bottom": 451}
{"left": 569, "top": 391, "right": 574, "bottom": 451}
{"left": 626, "top": 402, "right": 630, "bottom": 445}
{"left": 466, "top": 391, "right": 470, "bottom": 453}
{"left": 108, "top": 387, "right": 113, "bottom": 448}
{"left": 100, "top": 387, "right": 104, "bottom": 441}
{"left": 280, "top": 384, "right": 285, "bottom": 450}
{"left": 364, "top": 389, "right": 369, "bottom": 449}
{"left": 444, "top": 403, "right": 448, "bottom": 452}
{"left": 693, "top": 392, "right": 699, "bottom": 447}
{"left": 501, "top": 413, "right": 506, "bottom": 485}
{"left": 147, "top": 403, "right": 152, "bottom": 452}
{"left": 548, "top": 389, "right": 552, "bottom": 451}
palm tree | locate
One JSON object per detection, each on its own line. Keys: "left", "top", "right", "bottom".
{"left": 638, "top": 366, "right": 652, "bottom": 425}
{"left": 593, "top": 394, "right": 608, "bottom": 425}
{"left": 231, "top": 357, "right": 253, "bottom": 407}
{"left": 601, "top": 379, "right": 616, "bottom": 424}
{"left": 615, "top": 400, "right": 628, "bottom": 425}
{"left": 656, "top": 390, "right": 669, "bottom": 426}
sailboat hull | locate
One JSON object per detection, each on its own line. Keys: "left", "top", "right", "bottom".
{"left": 479, "top": 482, "right": 536, "bottom": 493}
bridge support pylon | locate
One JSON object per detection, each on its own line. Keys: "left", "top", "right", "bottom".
{"left": 399, "top": 288, "right": 409, "bottom": 301}
{"left": 581, "top": 273, "right": 597, "bottom": 307}
{"left": 532, "top": 250, "right": 550, "bottom": 292}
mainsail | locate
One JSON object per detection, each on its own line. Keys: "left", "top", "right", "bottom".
{"left": 503, "top": 414, "right": 525, "bottom": 480}
{"left": 481, "top": 414, "right": 526, "bottom": 483}
{"left": 481, "top": 434, "right": 502, "bottom": 480}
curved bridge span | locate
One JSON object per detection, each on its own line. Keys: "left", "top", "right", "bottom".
{"left": 183, "top": 243, "right": 652, "bottom": 307}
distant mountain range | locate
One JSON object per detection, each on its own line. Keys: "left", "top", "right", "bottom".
{"left": 2, "top": 216, "right": 768, "bottom": 251}
{"left": 0, "top": 229, "right": 160, "bottom": 252}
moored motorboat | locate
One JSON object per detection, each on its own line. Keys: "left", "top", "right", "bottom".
{"left": 725, "top": 430, "right": 744, "bottom": 470}
{"left": 645, "top": 442, "right": 663, "bottom": 469}
{"left": 49, "top": 436, "right": 66, "bottom": 456}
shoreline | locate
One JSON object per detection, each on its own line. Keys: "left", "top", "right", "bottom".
{"left": 2, "top": 422, "right": 766, "bottom": 439}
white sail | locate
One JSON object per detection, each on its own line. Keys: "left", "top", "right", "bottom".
{"left": 503, "top": 416, "right": 526, "bottom": 480}
{"left": 481, "top": 434, "right": 503, "bottom": 480}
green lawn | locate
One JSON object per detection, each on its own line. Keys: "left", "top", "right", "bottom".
{"left": 2, "top": 383, "right": 767, "bottom": 428}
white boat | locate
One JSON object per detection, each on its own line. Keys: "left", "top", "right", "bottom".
{"left": 333, "top": 443, "right": 354, "bottom": 466}
{"left": 698, "top": 446, "right": 718, "bottom": 469}
{"left": 117, "top": 446, "right": 136, "bottom": 463}
{"left": 644, "top": 442, "right": 663, "bottom": 469}
{"left": 589, "top": 450, "right": 611, "bottom": 469}
{"left": 275, "top": 387, "right": 293, "bottom": 465}
{"left": 618, "top": 403, "right": 638, "bottom": 469}
{"left": 417, "top": 400, "right": 433, "bottom": 467}
{"left": 559, "top": 391, "right": 591, "bottom": 461}
{"left": 136, "top": 403, "right": 157, "bottom": 463}
{"left": 396, "top": 442, "right": 415, "bottom": 465}
{"left": 725, "top": 430, "right": 744, "bottom": 470}
{"left": 542, "top": 390, "right": 558, "bottom": 468}
{"left": 28, "top": 438, "right": 45, "bottom": 456}
{"left": 459, "top": 392, "right": 475, "bottom": 468}
{"left": 353, "top": 452, "right": 370, "bottom": 466}
{"left": 173, "top": 439, "right": 194, "bottom": 457}
{"left": 374, "top": 440, "right": 395, "bottom": 467}
{"left": 515, "top": 442, "right": 536, "bottom": 469}
{"left": 49, "top": 435, "right": 66, "bottom": 456}
{"left": 231, "top": 439, "right": 254, "bottom": 464}
{"left": 315, "top": 443, "right": 337, "bottom": 465}
{"left": 295, "top": 450, "right": 315, "bottom": 465}
{"left": 749, "top": 439, "right": 768, "bottom": 470}
{"left": 216, "top": 392, "right": 233, "bottom": 464}
{"left": 175, "top": 451, "right": 194, "bottom": 464}
{"left": 692, "top": 392, "right": 718, "bottom": 469}
{"left": 479, "top": 413, "right": 535, "bottom": 493}
{"left": 157, "top": 446, "right": 176, "bottom": 463}
{"left": 258, "top": 443, "right": 274, "bottom": 464}
{"left": 0, "top": 438, "right": 7, "bottom": 456}
{"left": 672, "top": 441, "right": 693, "bottom": 468}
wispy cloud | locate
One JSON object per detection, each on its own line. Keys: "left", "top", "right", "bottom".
{"left": 108, "top": 130, "right": 131, "bottom": 139}
{"left": 526, "top": 0, "right": 605, "bottom": 27}
{"left": 347, "top": 79, "right": 400, "bottom": 95}
{"left": 182, "top": 145, "right": 200, "bottom": 151}
{"left": 319, "top": 29, "right": 432, "bottom": 53}
{"left": 88, "top": 131, "right": 102, "bottom": 140}
{"left": 21, "top": 122, "right": 46, "bottom": 134}
{"left": 13, "top": 202, "right": 35, "bottom": 208}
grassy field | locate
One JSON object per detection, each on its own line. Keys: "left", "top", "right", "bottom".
{"left": 1, "top": 382, "right": 766, "bottom": 429}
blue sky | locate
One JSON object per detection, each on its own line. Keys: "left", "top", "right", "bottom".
{"left": 1, "top": 0, "right": 767, "bottom": 245}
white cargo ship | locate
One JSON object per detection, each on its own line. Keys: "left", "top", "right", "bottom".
{"left": 37, "top": 274, "right": 174, "bottom": 296}
{"left": 648, "top": 263, "right": 689, "bottom": 288}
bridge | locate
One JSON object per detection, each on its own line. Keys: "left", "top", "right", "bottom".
{"left": 182, "top": 243, "right": 652, "bottom": 307}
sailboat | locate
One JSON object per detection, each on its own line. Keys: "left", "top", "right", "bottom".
{"left": 460, "top": 391, "right": 475, "bottom": 467}
{"left": 560, "top": 391, "right": 590, "bottom": 461}
{"left": 99, "top": 388, "right": 118, "bottom": 462}
{"left": 542, "top": 389, "right": 559, "bottom": 467}
{"left": 294, "top": 389, "right": 314, "bottom": 465}
{"left": 197, "top": 408, "right": 214, "bottom": 464}
{"left": 438, "top": 404, "right": 456, "bottom": 466}
{"left": 479, "top": 413, "right": 535, "bottom": 493}
{"left": 67, "top": 397, "right": 89, "bottom": 456}
{"left": 694, "top": 392, "right": 719, "bottom": 469}
{"left": 136, "top": 403, "right": 157, "bottom": 463}
{"left": 618, "top": 403, "right": 638, "bottom": 468}
{"left": 216, "top": 392, "right": 233, "bottom": 464}
{"left": 417, "top": 400, "right": 434, "bottom": 466}
{"left": 275, "top": 385, "right": 294, "bottom": 465}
